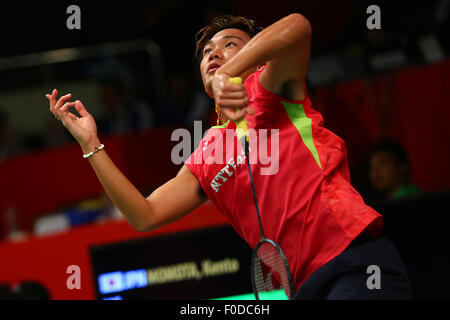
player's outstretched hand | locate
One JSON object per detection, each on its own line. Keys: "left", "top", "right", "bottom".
{"left": 45, "top": 89, "right": 100, "bottom": 151}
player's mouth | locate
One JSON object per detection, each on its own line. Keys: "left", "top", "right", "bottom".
{"left": 207, "top": 62, "right": 221, "bottom": 74}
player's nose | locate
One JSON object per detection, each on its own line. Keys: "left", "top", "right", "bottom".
{"left": 208, "top": 48, "right": 222, "bottom": 62}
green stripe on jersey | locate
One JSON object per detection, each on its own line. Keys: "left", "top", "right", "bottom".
{"left": 281, "top": 101, "right": 322, "bottom": 169}
{"left": 211, "top": 120, "right": 230, "bottom": 129}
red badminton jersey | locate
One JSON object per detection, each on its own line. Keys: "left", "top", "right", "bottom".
{"left": 185, "top": 68, "right": 383, "bottom": 292}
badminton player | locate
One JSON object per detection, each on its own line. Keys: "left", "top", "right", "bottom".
{"left": 46, "top": 13, "right": 412, "bottom": 299}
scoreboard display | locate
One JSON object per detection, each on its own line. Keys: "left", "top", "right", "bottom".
{"left": 90, "top": 225, "right": 254, "bottom": 300}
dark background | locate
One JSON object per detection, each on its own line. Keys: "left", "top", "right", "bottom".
{"left": 0, "top": 0, "right": 449, "bottom": 300}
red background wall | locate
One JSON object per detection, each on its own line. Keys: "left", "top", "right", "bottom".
{"left": 0, "top": 127, "right": 182, "bottom": 234}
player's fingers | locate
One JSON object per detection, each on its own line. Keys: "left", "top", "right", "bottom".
{"left": 223, "top": 83, "right": 245, "bottom": 92}
{"left": 218, "top": 84, "right": 246, "bottom": 98}
{"left": 73, "top": 100, "right": 90, "bottom": 117}
{"left": 55, "top": 102, "right": 76, "bottom": 121}
{"left": 47, "top": 88, "right": 57, "bottom": 99}
{"left": 216, "top": 90, "right": 247, "bottom": 100}
{"left": 54, "top": 93, "right": 72, "bottom": 112}
{"left": 45, "top": 89, "right": 58, "bottom": 109}
{"left": 59, "top": 101, "right": 77, "bottom": 113}
{"left": 220, "top": 106, "right": 248, "bottom": 121}
{"left": 215, "top": 96, "right": 248, "bottom": 109}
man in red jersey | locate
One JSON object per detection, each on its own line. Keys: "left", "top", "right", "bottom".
{"left": 47, "top": 14, "right": 412, "bottom": 299}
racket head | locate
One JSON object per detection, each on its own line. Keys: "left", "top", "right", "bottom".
{"left": 251, "top": 239, "right": 295, "bottom": 300}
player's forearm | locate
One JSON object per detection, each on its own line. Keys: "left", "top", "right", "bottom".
{"left": 219, "top": 13, "right": 311, "bottom": 77}
{"left": 81, "top": 140, "right": 154, "bottom": 232}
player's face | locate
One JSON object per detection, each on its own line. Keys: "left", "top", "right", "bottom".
{"left": 199, "top": 28, "right": 251, "bottom": 97}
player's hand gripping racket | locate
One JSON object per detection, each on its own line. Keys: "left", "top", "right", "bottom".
{"left": 229, "top": 77, "right": 295, "bottom": 300}
{"left": 228, "top": 77, "right": 249, "bottom": 146}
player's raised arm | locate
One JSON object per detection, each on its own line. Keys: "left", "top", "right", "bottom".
{"left": 218, "top": 13, "right": 311, "bottom": 104}
{"left": 45, "top": 89, "right": 207, "bottom": 232}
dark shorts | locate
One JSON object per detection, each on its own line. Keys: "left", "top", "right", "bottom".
{"left": 293, "top": 235, "right": 413, "bottom": 300}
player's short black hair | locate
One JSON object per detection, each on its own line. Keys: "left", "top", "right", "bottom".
{"left": 195, "top": 15, "right": 263, "bottom": 62}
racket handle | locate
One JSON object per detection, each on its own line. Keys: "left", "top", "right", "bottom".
{"left": 229, "top": 77, "right": 248, "bottom": 142}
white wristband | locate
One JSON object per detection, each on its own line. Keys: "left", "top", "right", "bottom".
{"left": 83, "top": 144, "right": 105, "bottom": 159}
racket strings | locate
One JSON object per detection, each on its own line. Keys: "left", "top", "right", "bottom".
{"left": 253, "top": 242, "right": 292, "bottom": 298}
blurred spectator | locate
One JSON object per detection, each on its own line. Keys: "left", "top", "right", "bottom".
{"left": 369, "top": 139, "right": 421, "bottom": 200}
{"left": 0, "top": 109, "right": 25, "bottom": 161}
{"left": 91, "top": 60, "right": 155, "bottom": 135}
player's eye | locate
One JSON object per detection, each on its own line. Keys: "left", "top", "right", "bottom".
{"left": 226, "top": 42, "right": 236, "bottom": 48}
{"left": 204, "top": 48, "right": 212, "bottom": 55}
